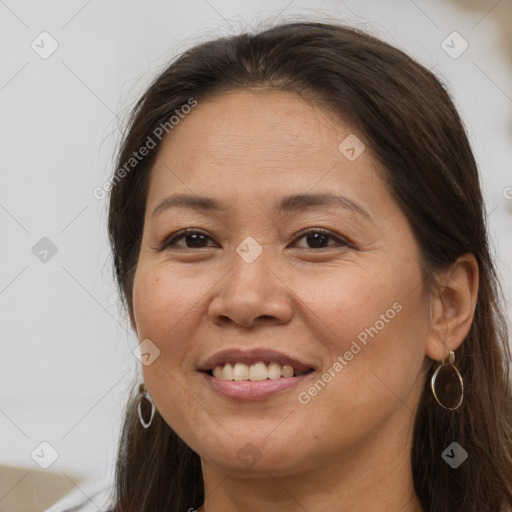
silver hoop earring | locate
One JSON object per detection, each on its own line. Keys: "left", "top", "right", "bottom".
{"left": 430, "top": 350, "right": 464, "bottom": 410}
{"left": 138, "top": 383, "right": 155, "bottom": 428}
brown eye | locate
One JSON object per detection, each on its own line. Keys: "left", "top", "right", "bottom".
{"left": 292, "top": 229, "right": 348, "bottom": 249}
{"left": 159, "top": 228, "right": 349, "bottom": 251}
{"left": 161, "top": 229, "right": 218, "bottom": 250}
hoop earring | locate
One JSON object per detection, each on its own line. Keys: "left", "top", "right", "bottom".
{"left": 430, "top": 350, "right": 464, "bottom": 410}
{"left": 138, "top": 383, "right": 155, "bottom": 428}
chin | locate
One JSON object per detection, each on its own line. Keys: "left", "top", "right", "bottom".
{"left": 193, "top": 431, "right": 308, "bottom": 474}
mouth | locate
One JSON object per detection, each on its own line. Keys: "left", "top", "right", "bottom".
{"left": 204, "top": 362, "right": 314, "bottom": 381}
{"left": 198, "top": 348, "right": 316, "bottom": 384}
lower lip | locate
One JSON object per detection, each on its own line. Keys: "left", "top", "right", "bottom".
{"left": 201, "top": 371, "right": 313, "bottom": 401}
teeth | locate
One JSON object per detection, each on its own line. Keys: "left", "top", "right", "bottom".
{"left": 213, "top": 366, "right": 224, "bottom": 379}
{"left": 267, "top": 362, "right": 282, "bottom": 380}
{"left": 281, "top": 365, "right": 294, "bottom": 378}
{"left": 233, "top": 362, "right": 249, "bottom": 381}
{"left": 249, "top": 362, "right": 267, "bottom": 381}
{"left": 211, "top": 361, "right": 308, "bottom": 381}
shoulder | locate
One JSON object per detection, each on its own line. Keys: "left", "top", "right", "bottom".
{"left": 43, "top": 479, "right": 114, "bottom": 512}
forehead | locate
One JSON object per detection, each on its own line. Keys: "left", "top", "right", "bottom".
{"left": 158, "top": 89, "right": 344, "bottom": 162}
{"left": 147, "top": 89, "right": 382, "bottom": 208}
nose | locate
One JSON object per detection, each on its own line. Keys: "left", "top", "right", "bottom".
{"left": 207, "top": 247, "right": 294, "bottom": 329}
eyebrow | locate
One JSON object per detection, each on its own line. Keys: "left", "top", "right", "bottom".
{"left": 151, "top": 192, "right": 373, "bottom": 222}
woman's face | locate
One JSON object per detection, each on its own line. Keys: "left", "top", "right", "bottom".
{"left": 132, "top": 90, "right": 431, "bottom": 476}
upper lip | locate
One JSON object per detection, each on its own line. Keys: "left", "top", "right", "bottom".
{"left": 198, "top": 348, "right": 317, "bottom": 373}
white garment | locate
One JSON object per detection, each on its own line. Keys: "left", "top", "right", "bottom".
{"left": 43, "top": 478, "right": 114, "bottom": 512}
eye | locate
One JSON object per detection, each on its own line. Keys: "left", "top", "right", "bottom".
{"left": 291, "top": 228, "right": 349, "bottom": 249}
{"left": 159, "top": 228, "right": 219, "bottom": 250}
{"left": 158, "top": 227, "right": 350, "bottom": 251}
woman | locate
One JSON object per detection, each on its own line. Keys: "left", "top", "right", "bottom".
{"left": 53, "top": 21, "right": 512, "bottom": 512}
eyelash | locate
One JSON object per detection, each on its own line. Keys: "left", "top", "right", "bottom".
{"left": 158, "top": 227, "right": 352, "bottom": 251}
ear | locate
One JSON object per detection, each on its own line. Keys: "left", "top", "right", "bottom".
{"left": 425, "top": 253, "right": 479, "bottom": 361}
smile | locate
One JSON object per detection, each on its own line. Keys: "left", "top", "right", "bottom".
{"left": 198, "top": 348, "right": 317, "bottom": 400}
{"left": 201, "top": 370, "right": 314, "bottom": 401}
{"left": 208, "top": 361, "right": 313, "bottom": 381}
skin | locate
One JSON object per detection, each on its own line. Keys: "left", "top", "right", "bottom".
{"left": 130, "top": 90, "right": 479, "bottom": 512}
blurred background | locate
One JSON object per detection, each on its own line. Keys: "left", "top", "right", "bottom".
{"left": 1, "top": 0, "right": 511, "bottom": 508}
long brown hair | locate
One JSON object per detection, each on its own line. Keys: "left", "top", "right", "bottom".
{"left": 107, "top": 22, "right": 512, "bottom": 511}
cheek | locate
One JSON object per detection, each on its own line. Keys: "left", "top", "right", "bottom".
{"left": 131, "top": 266, "right": 206, "bottom": 432}
{"left": 291, "top": 264, "right": 428, "bottom": 404}
{"left": 290, "top": 265, "right": 404, "bottom": 350}
{"left": 132, "top": 265, "right": 199, "bottom": 358}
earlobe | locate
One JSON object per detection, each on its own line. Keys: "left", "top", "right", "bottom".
{"left": 424, "top": 253, "right": 479, "bottom": 362}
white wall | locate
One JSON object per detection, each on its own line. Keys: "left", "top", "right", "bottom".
{"left": 1, "top": 0, "right": 511, "bottom": 490}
